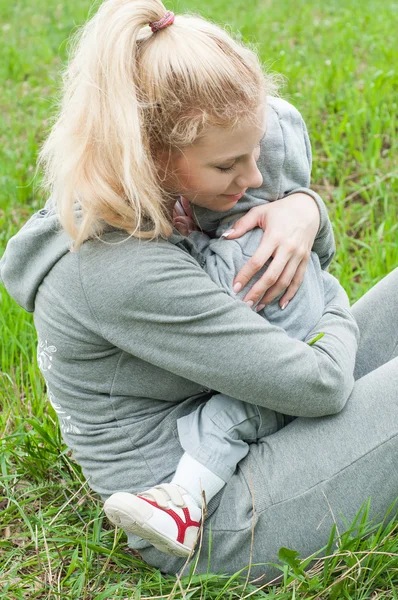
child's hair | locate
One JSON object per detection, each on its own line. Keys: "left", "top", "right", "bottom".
{"left": 38, "top": 0, "right": 279, "bottom": 248}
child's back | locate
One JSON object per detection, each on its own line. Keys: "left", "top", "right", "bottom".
{"left": 189, "top": 198, "right": 342, "bottom": 341}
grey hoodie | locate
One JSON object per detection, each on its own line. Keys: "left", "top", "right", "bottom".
{"left": 0, "top": 98, "right": 359, "bottom": 540}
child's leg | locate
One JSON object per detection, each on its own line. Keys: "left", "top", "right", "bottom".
{"left": 173, "top": 394, "right": 284, "bottom": 504}
{"left": 104, "top": 396, "right": 283, "bottom": 557}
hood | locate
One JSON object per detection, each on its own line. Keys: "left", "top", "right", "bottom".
{"left": 0, "top": 198, "right": 72, "bottom": 312}
{"left": 0, "top": 198, "right": 198, "bottom": 314}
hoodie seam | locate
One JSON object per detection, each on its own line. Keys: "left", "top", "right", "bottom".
{"left": 77, "top": 252, "right": 108, "bottom": 340}
{"left": 266, "top": 103, "right": 285, "bottom": 199}
{"left": 108, "top": 354, "right": 159, "bottom": 485}
{"left": 267, "top": 99, "right": 328, "bottom": 238}
{"left": 301, "top": 118, "right": 313, "bottom": 172}
{"left": 77, "top": 252, "right": 159, "bottom": 485}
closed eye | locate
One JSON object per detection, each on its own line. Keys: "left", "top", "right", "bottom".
{"left": 217, "top": 164, "right": 236, "bottom": 173}
{"left": 217, "top": 141, "right": 262, "bottom": 173}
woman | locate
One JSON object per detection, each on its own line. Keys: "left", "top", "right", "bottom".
{"left": 1, "top": 0, "right": 397, "bottom": 581}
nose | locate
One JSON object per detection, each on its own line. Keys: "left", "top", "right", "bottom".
{"left": 235, "top": 157, "right": 263, "bottom": 190}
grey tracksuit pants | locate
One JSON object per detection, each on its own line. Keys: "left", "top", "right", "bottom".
{"left": 140, "top": 268, "right": 398, "bottom": 580}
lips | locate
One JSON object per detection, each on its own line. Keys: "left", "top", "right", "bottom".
{"left": 222, "top": 190, "right": 246, "bottom": 199}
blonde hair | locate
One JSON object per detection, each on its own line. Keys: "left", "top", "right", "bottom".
{"left": 38, "top": 0, "right": 279, "bottom": 248}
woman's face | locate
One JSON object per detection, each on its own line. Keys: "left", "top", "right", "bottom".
{"left": 155, "top": 104, "right": 267, "bottom": 212}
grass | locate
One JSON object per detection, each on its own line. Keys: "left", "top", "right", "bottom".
{"left": 1, "top": 0, "right": 397, "bottom": 597}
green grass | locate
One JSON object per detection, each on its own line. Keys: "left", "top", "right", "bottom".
{"left": 1, "top": 0, "right": 397, "bottom": 597}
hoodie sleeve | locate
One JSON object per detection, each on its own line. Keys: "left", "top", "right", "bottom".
{"left": 80, "top": 236, "right": 359, "bottom": 418}
{"left": 258, "top": 97, "right": 336, "bottom": 270}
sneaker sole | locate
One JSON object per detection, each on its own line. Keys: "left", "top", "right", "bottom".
{"left": 104, "top": 496, "right": 194, "bottom": 558}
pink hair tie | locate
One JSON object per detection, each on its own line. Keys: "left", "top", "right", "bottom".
{"left": 149, "top": 10, "right": 175, "bottom": 33}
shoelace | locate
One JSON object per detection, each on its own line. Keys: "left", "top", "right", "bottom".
{"left": 140, "top": 483, "right": 186, "bottom": 509}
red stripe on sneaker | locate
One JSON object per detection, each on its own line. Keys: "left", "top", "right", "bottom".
{"left": 138, "top": 496, "right": 200, "bottom": 545}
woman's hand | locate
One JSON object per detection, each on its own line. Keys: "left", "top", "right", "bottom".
{"left": 223, "top": 193, "right": 320, "bottom": 309}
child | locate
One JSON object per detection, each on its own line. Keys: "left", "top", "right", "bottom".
{"left": 104, "top": 95, "right": 355, "bottom": 557}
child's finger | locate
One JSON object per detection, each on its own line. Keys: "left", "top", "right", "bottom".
{"left": 174, "top": 200, "right": 186, "bottom": 217}
{"left": 180, "top": 197, "right": 194, "bottom": 219}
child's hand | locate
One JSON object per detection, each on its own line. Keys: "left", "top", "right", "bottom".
{"left": 172, "top": 197, "right": 199, "bottom": 236}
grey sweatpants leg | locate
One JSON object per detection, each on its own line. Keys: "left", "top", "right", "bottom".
{"left": 177, "top": 395, "right": 284, "bottom": 481}
{"left": 139, "top": 268, "right": 398, "bottom": 580}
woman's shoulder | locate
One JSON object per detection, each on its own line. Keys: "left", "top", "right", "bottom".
{"left": 76, "top": 231, "right": 205, "bottom": 303}
{"left": 79, "top": 230, "right": 200, "bottom": 273}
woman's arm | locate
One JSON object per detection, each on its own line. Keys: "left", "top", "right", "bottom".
{"left": 81, "top": 236, "right": 359, "bottom": 418}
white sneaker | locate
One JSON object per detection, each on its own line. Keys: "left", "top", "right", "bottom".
{"left": 103, "top": 483, "right": 202, "bottom": 557}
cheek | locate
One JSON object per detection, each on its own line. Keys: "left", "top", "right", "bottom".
{"left": 179, "top": 169, "right": 225, "bottom": 195}
{"left": 172, "top": 162, "right": 199, "bottom": 191}
{"left": 181, "top": 171, "right": 201, "bottom": 190}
